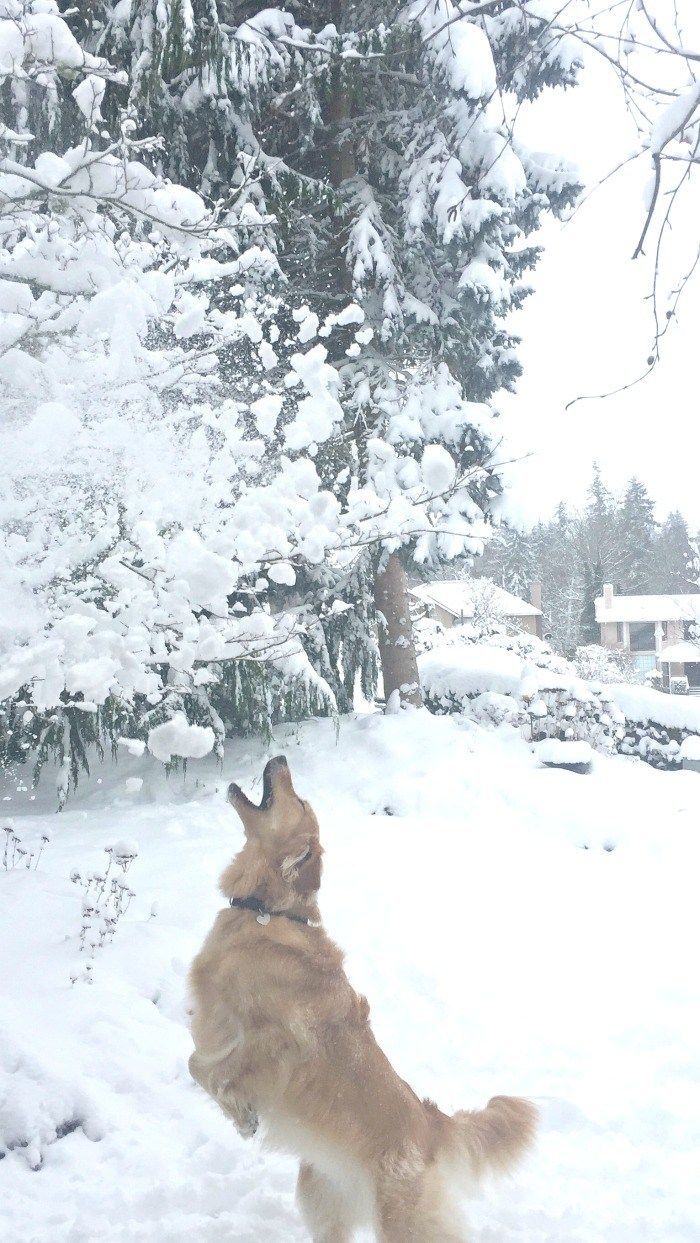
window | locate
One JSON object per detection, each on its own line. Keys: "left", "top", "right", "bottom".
{"left": 628, "top": 621, "right": 655, "bottom": 652}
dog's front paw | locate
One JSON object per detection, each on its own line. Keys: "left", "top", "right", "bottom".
{"left": 235, "top": 1103, "right": 259, "bottom": 1139}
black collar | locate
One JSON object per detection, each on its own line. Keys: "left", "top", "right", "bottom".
{"left": 228, "top": 895, "right": 313, "bottom": 927}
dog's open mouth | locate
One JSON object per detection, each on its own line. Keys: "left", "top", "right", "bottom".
{"left": 229, "top": 755, "right": 289, "bottom": 812}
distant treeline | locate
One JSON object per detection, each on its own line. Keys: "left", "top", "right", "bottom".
{"left": 475, "top": 467, "right": 699, "bottom": 656}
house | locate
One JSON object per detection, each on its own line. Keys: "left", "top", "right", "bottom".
{"left": 409, "top": 579, "right": 543, "bottom": 638}
{"left": 595, "top": 583, "right": 700, "bottom": 691}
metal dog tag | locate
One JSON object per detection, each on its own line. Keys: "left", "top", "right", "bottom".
{"left": 256, "top": 912, "right": 271, "bottom": 925}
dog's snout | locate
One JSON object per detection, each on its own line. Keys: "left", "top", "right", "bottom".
{"left": 265, "top": 754, "right": 288, "bottom": 773}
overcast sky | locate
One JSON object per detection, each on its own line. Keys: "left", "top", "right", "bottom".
{"left": 495, "top": 28, "right": 700, "bottom": 530}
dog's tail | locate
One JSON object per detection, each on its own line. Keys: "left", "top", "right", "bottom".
{"left": 446, "top": 1095, "right": 538, "bottom": 1181}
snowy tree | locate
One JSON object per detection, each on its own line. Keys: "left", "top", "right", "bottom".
{"left": 474, "top": 524, "right": 539, "bottom": 600}
{"left": 617, "top": 477, "right": 657, "bottom": 594}
{"left": 649, "top": 511, "right": 698, "bottom": 594}
{"left": 84, "top": 0, "right": 582, "bottom": 707}
{"left": 533, "top": 506, "right": 582, "bottom": 656}
{"left": 0, "top": 2, "right": 385, "bottom": 796}
{"left": 399, "top": 2, "right": 700, "bottom": 373}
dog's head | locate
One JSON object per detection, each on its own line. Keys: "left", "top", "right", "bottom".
{"left": 227, "top": 755, "right": 322, "bottom": 899}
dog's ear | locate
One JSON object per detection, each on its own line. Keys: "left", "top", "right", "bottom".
{"left": 228, "top": 755, "right": 296, "bottom": 836}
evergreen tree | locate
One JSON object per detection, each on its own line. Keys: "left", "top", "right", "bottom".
{"left": 618, "top": 477, "right": 657, "bottom": 594}
{"left": 649, "top": 512, "right": 697, "bottom": 594}
{"left": 535, "top": 505, "right": 582, "bottom": 655}
{"left": 85, "top": 0, "right": 583, "bottom": 705}
{"left": 575, "top": 465, "right": 622, "bottom": 581}
{"left": 0, "top": 2, "right": 386, "bottom": 791}
{"left": 578, "top": 556, "right": 604, "bottom": 646}
{"left": 475, "top": 525, "right": 538, "bottom": 600}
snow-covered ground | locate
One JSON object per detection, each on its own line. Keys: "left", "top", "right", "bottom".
{"left": 2, "top": 710, "right": 699, "bottom": 1241}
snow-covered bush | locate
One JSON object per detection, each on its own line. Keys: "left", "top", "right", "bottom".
{"left": 419, "top": 643, "right": 626, "bottom": 753}
{"left": 607, "top": 683, "right": 700, "bottom": 770}
{"left": 670, "top": 677, "right": 689, "bottom": 696}
{"left": 69, "top": 840, "right": 140, "bottom": 981}
{"left": 413, "top": 616, "right": 449, "bottom": 656}
{"left": 417, "top": 611, "right": 569, "bottom": 672}
{"left": 574, "top": 645, "right": 639, "bottom": 685}
{"left": 484, "top": 630, "right": 569, "bottom": 674}
{"left": 2, "top": 819, "right": 50, "bottom": 871}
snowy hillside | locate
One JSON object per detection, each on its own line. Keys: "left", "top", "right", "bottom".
{"left": 2, "top": 711, "right": 699, "bottom": 1241}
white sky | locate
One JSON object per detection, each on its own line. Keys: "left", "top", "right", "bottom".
{"left": 496, "top": 28, "right": 700, "bottom": 529}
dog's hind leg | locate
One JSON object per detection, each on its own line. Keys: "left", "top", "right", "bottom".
{"left": 376, "top": 1170, "right": 467, "bottom": 1243}
{"left": 296, "top": 1162, "right": 356, "bottom": 1243}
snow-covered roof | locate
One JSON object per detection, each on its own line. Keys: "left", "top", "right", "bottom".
{"left": 658, "top": 642, "right": 700, "bottom": 664}
{"left": 595, "top": 593, "right": 700, "bottom": 623}
{"left": 409, "top": 580, "right": 541, "bottom": 619}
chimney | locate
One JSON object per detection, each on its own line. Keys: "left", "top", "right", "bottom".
{"left": 530, "top": 581, "right": 542, "bottom": 612}
{"left": 603, "top": 583, "right": 614, "bottom": 609}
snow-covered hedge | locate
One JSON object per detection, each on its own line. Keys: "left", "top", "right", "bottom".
{"left": 604, "top": 684, "right": 700, "bottom": 769}
{"left": 606, "top": 684, "right": 700, "bottom": 732}
{"left": 419, "top": 642, "right": 700, "bottom": 771}
{"left": 419, "top": 643, "right": 626, "bottom": 754}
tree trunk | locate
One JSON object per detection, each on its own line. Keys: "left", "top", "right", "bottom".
{"left": 374, "top": 553, "right": 422, "bottom": 709}
{"left": 325, "top": 19, "right": 422, "bottom": 712}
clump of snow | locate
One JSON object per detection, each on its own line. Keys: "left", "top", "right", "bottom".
{"left": 534, "top": 739, "right": 593, "bottom": 769}
{"left": 147, "top": 714, "right": 215, "bottom": 763}
{"left": 110, "top": 839, "right": 139, "bottom": 863}
{"left": 267, "top": 561, "right": 296, "bottom": 586}
{"left": 72, "top": 74, "right": 106, "bottom": 125}
{"left": 421, "top": 444, "right": 456, "bottom": 493}
{"left": 680, "top": 736, "right": 700, "bottom": 762}
{"left": 117, "top": 737, "right": 146, "bottom": 758}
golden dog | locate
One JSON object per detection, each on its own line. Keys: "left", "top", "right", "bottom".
{"left": 188, "top": 756, "right": 536, "bottom": 1241}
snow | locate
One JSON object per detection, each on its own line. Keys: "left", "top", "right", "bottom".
{"left": 2, "top": 710, "right": 700, "bottom": 1240}
{"left": 533, "top": 739, "right": 593, "bottom": 768}
{"left": 420, "top": 644, "right": 524, "bottom": 697}
{"left": 595, "top": 593, "right": 700, "bottom": 623}
{"left": 420, "top": 443, "right": 456, "bottom": 493}
{"left": 410, "top": 580, "right": 541, "bottom": 620}
{"left": 649, "top": 81, "right": 700, "bottom": 155}
{"left": 267, "top": 561, "right": 296, "bottom": 586}
{"left": 72, "top": 75, "right": 106, "bottom": 125}
{"left": 606, "top": 683, "right": 700, "bottom": 733}
{"left": 418, "top": 642, "right": 596, "bottom": 705}
{"left": 251, "top": 393, "right": 283, "bottom": 435}
{"left": 658, "top": 642, "right": 700, "bottom": 664}
{"left": 147, "top": 714, "right": 215, "bottom": 763}
{"left": 118, "top": 738, "right": 146, "bottom": 758}
{"left": 679, "top": 735, "right": 700, "bottom": 762}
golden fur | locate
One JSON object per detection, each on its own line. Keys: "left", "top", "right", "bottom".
{"left": 188, "top": 756, "right": 536, "bottom": 1241}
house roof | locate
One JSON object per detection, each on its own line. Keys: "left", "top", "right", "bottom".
{"left": 595, "top": 593, "right": 700, "bottom": 623}
{"left": 409, "top": 580, "right": 541, "bottom": 619}
{"left": 658, "top": 642, "right": 700, "bottom": 664}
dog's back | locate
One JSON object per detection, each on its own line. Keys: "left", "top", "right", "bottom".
{"left": 188, "top": 757, "right": 536, "bottom": 1241}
